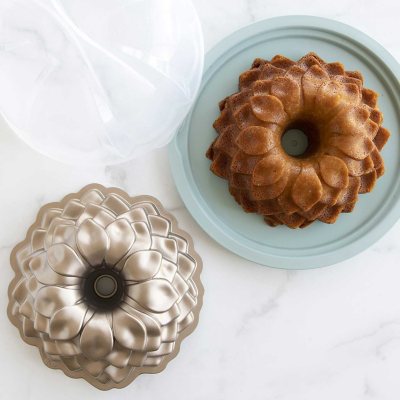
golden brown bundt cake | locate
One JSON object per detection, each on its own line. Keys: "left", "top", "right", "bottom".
{"left": 206, "top": 52, "right": 390, "bottom": 228}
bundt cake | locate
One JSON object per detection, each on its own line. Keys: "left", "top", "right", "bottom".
{"left": 206, "top": 52, "right": 390, "bottom": 228}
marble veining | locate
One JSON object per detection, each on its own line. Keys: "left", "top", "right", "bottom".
{"left": 1, "top": 0, "right": 400, "bottom": 399}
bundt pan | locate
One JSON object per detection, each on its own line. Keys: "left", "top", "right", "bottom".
{"left": 8, "top": 184, "right": 203, "bottom": 390}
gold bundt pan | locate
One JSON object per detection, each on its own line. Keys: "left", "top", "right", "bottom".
{"left": 8, "top": 184, "right": 203, "bottom": 390}
{"left": 207, "top": 52, "right": 390, "bottom": 228}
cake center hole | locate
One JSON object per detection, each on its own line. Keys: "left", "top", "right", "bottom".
{"left": 281, "top": 121, "right": 320, "bottom": 158}
{"left": 94, "top": 275, "right": 117, "bottom": 298}
{"left": 281, "top": 129, "right": 309, "bottom": 156}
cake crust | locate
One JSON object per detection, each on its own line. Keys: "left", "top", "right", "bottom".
{"left": 206, "top": 53, "right": 390, "bottom": 228}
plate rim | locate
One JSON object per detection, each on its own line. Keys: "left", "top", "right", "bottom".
{"left": 169, "top": 15, "right": 400, "bottom": 269}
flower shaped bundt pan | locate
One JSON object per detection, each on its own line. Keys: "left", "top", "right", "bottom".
{"left": 8, "top": 184, "right": 203, "bottom": 390}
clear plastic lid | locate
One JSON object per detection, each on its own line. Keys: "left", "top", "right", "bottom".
{"left": 0, "top": 0, "right": 203, "bottom": 165}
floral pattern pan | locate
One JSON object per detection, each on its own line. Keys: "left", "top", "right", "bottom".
{"left": 8, "top": 184, "right": 203, "bottom": 390}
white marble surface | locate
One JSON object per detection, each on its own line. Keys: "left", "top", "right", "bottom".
{"left": 1, "top": 0, "right": 400, "bottom": 399}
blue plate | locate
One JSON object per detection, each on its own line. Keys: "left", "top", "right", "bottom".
{"left": 169, "top": 16, "right": 400, "bottom": 269}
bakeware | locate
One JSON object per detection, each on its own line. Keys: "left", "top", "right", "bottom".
{"left": 169, "top": 16, "right": 400, "bottom": 269}
{"left": 8, "top": 184, "right": 203, "bottom": 390}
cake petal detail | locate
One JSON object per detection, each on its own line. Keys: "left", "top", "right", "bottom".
{"left": 230, "top": 151, "right": 262, "bottom": 174}
{"left": 330, "top": 135, "right": 374, "bottom": 160}
{"left": 291, "top": 167, "right": 323, "bottom": 211}
{"left": 298, "top": 52, "right": 324, "bottom": 69}
{"left": 250, "top": 173, "right": 289, "bottom": 200}
{"left": 269, "top": 76, "right": 301, "bottom": 117}
{"left": 301, "top": 64, "right": 330, "bottom": 106}
{"left": 236, "top": 126, "right": 276, "bottom": 155}
{"left": 249, "top": 95, "right": 288, "bottom": 125}
{"left": 315, "top": 81, "right": 360, "bottom": 118}
{"left": 253, "top": 155, "right": 286, "bottom": 186}
{"left": 319, "top": 155, "right": 349, "bottom": 189}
